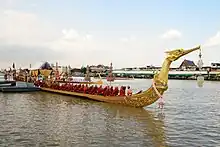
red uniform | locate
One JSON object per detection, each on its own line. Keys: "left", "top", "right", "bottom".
{"left": 104, "top": 87, "right": 111, "bottom": 96}
{"left": 97, "top": 86, "right": 103, "bottom": 95}
{"left": 119, "top": 86, "right": 126, "bottom": 96}
{"left": 83, "top": 86, "right": 87, "bottom": 93}
{"left": 80, "top": 85, "right": 84, "bottom": 92}
{"left": 113, "top": 87, "right": 119, "bottom": 96}
{"left": 92, "top": 85, "right": 98, "bottom": 94}
{"left": 109, "top": 86, "right": 113, "bottom": 96}
{"left": 88, "top": 86, "right": 93, "bottom": 94}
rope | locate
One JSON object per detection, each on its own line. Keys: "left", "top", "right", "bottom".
{"left": 152, "top": 79, "right": 165, "bottom": 108}
{"left": 152, "top": 79, "right": 162, "bottom": 98}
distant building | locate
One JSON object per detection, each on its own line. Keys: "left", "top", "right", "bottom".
{"left": 121, "top": 68, "right": 133, "bottom": 71}
{"left": 121, "top": 65, "right": 161, "bottom": 71}
{"left": 70, "top": 68, "right": 82, "bottom": 76}
{"left": 139, "top": 67, "right": 147, "bottom": 70}
{"left": 211, "top": 63, "right": 220, "bottom": 69}
{"left": 179, "top": 59, "right": 197, "bottom": 71}
{"left": 202, "top": 66, "right": 211, "bottom": 72}
{"left": 40, "top": 62, "right": 53, "bottom": 70}
{"left": 89, "top": 64, "right": 109, "bottom": 73}
{"left": 51, "top": 63, "right": 71, "bottom": 75}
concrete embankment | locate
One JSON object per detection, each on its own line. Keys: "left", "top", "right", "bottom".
{"left": 111, "top": 70, "right": 220, "bottom": 81}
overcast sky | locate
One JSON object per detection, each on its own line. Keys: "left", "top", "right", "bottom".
{"left": 0, "top": 0, "right": 219, "bottom": 69}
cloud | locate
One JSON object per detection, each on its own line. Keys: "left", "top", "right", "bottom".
{"left": 30, "top": 3, "right": 37, "bottom": 7}
{"left": 0, "top": 0, "right": 24, "bottom": 9}
{"left": 203, "top": 31, "right": 220, "bottom": 48}
{"left": 160, "top": 29, "right": 182, "bottom": 40}
{"left": 0, "top": 44, "right": 62, "bottom": 68}
{"left": 0, "top": 9, "right": 58, "bottom": 47}
{"left": 0, "top": 0, "right": 14, "bottom": 6}
{"left": 0, "top": 7, "right": 216, "bottom": 69}
{"left": 0, "top": 9, "right": 97, "bottom": 68}
{"left": 0, "top": 9, "right": 65, "bottom": 68}
{"left": 62, "top": 29, "right": 79, "bottom": 40}
{"left": 119, "top": 36, "right": 136, "bottom": 42}
{"left": 48, "top": 28, "right": 94, "bottom": 52}
{"left": 60, "top": 28, "right": 93, "bottom": 42}
{"left": 0, "top": 9, "right": 109, "bottom": 68}
{"left": 0, "top": 9, "right": 117, "bottom": 69}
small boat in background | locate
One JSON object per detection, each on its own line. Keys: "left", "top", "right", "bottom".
{"left": 0, "top": 81, "right": 15, "bottom": 84}
{"left": 0, "top": 81, "right": 16, "bottom": 87}
{"left": 1, "top": 86, "right": 40, "bottom": 93}
{"left": 0, "top": 72, "right": 16, "bottom": 87}
{"left": 1, "top": 81, "right": 40, "bottom": 93}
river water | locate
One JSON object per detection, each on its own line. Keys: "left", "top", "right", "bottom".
{"left": 0, "top": 79, "right": 219, "bottom": 147}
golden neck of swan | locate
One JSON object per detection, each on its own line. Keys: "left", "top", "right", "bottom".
{"left": 157, "top": 59, "right": 172, "bottom": 85}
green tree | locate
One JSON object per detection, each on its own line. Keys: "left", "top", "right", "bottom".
{"left": 80, "top": 66, "right": 87, "bottom": 74}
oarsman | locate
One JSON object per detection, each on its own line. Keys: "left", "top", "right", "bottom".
{"left": 113, "top": 87, "right": 119, "bottom": 96}
{"left": 97, "top": 85, "right": 103, "bottom": 95}
{"left": 119, "top": 86, "right": 126, "bottom": 96}
{"left": 127, "top": 86, "right": 133, "bottom": 96}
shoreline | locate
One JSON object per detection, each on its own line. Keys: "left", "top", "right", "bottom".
{"left": 93, "top": 75, "right": 220, "bottom": 81}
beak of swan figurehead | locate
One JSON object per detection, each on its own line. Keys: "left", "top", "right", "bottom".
{"left": 180, "top": 45, "right": 201, "bottom": 57}
{"left": 165, "top": 45, "right": 201, "bottom": 61}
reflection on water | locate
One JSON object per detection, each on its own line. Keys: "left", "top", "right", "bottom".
{"left": 157, "top": 110, "right": 166, "bottom": 120}
{"left": 0, "top": 92, "right": 166, "bottom": 146}
{"left": 0, "top": 79, "right": 220, "bottom": 147}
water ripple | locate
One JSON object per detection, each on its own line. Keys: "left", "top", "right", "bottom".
{"left": 0, "top": 79, "right": 219, "bottom": 146}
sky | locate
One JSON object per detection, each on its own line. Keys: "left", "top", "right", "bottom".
{"left": 0, "top": 0, "right": 220, "bottom": 69}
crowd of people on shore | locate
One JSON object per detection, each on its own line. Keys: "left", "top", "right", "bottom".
{"left": 34, "top": 80, "right": 133, "bottom": 97}
{"left": 4, "top": 72, "right": 16, "bottom": 81}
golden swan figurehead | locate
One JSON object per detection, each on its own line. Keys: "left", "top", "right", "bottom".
{"left": 165, "top": 45, "right": 201, "bottom": 62}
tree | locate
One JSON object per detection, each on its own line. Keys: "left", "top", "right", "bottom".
{"left": 80, "top": 66, "right": 87, "bottom": 74}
